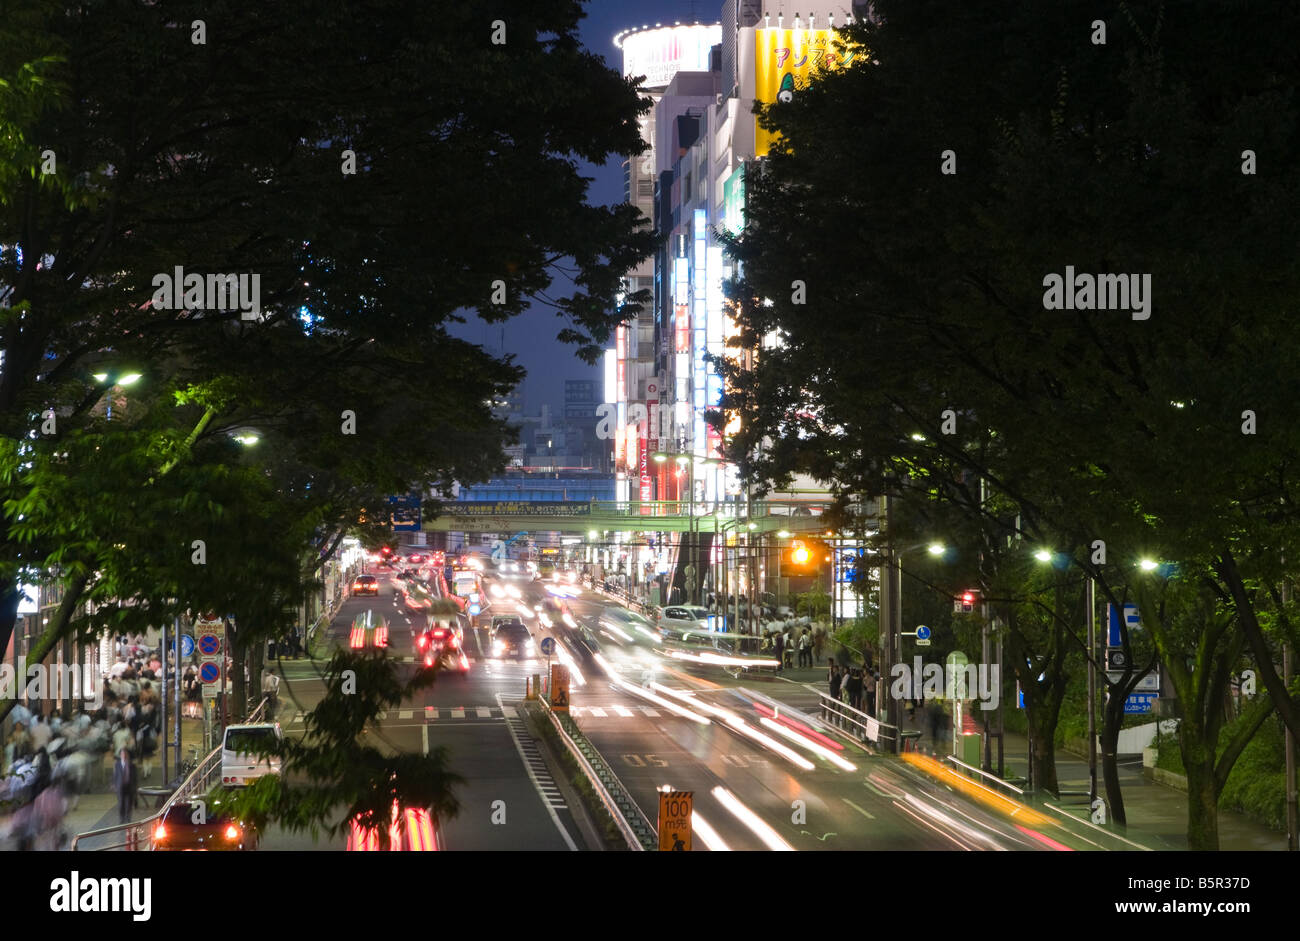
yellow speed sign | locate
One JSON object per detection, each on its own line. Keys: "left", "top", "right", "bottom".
{"left": 658, "top": 790, "right": 693, "bottom": 851}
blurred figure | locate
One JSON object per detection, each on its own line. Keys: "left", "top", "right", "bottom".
{"left": 113, "top": 748, "right": 138, "bottom": 825}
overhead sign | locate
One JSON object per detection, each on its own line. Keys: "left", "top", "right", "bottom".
{"left": 437, "top": 502, "right": 592, "bottom": 518}
{"left": 658, "top": 790, "right": 693, "bottom": 851}
{"left": 389, "top": 493, "right": 422, "bottom": 532}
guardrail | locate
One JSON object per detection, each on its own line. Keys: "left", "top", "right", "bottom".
{"left": 71, "top": 696, "right": 270, "bottom": 850}
{"left": 943, "top": 754, "right": 1027, "bottom": 797}
{"left": 537, "top": 698, "right": 654, "bottom": 851}
{"left": 818, "top": 693, "right": 907, "bottom": 753}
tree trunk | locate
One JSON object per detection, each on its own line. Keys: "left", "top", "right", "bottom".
{"left": 230, "top": 619, "right": 247, "bottom": 723}
{"left": 1026, "top": 705, "right": 1060, "bottom": 794}
{"left": 1100, "top": 687, "right": 1128, "bottom": 826}
{"left": 1182, "top": 734, "right": 1220, "bottom": 851}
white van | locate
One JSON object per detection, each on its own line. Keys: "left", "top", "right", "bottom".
{"left": 220, "top": 723, "right": 283, "bottom": 787}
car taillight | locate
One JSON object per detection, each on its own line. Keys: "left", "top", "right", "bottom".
{"left": 225, "top": 824, "right": 240, "bottom": 840}
{"left": 418, "top": 635, "right": 427, "bottom": 648}
{"left": 424, "top": 653, "right": 434, "bottom": 667}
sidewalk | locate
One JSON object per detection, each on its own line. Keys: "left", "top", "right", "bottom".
{"left": 61, "top": 713, "right": 207, "bottom": 841}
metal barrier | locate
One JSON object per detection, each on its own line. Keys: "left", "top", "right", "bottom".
{"left": 943, "top": 754, "right": 1028, "bottom": 797}
{"left": 71, "top": 696, "right": 270, "bottom": 850}
{"left": 818, "top": 693, "right": 902, "bottom": 752}
{"left": 537, "top": 699, "right": 654, "bottom": 850}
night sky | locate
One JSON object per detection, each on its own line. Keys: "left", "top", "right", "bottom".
{"left": 449, "top": 0, "right": 712, "bottom": 416}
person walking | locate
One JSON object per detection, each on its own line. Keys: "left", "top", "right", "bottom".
{"left": 829, "top": 662, "right": 842, "bottom": 702}
{"left": 926, "top": 698, "right": 947, "bottom": 752}
{"left": 261, "top": 668, "right": 281, "bottom": 720}
{"left": 773, "top": 632, "right": 785, "bottom": 673}
{"left": 798, "top": 630, "right": 811, "bottom": 668}
{"left": 113, "top": 747, "right": 138, "bottom": 825}
{"left": 846, "top": 669, "right": 864, "bottom": 711}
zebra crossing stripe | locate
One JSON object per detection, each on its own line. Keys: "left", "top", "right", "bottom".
{"left": 612, "top": 705, "right": 633, "bottom": 717}
{"left": 451, "top": 707, "right": 466, "bottom": 718}
{"left": 640, "top": 707, "right": 660, "bottom": 717}
{"left": 398, "top": 710, "right": 413, "bottom": 719}
{"left": 476, "top": 706, "right": 491, "bottom": 718}
{"left": 588, "top": 707, "right": 607, "bottom": 717}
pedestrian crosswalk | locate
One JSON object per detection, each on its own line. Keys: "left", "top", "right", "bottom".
{"left": 281, "top": 705, "right": 520, "bottom": 725}
{"left": 279, "top": 702, "right": 662, "bottom": 725}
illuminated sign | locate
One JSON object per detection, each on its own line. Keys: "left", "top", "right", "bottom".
{"left": 722, "top": 164, "right": 745, "bottom": 236}
{"left": 675, "top": 304, "right": 690, "bottom": 353}
{"left": 755, "top": 29, "right": 859, "bottom": 157}
{"left": 619, "top": 24, "right": 722, "bottom": 89}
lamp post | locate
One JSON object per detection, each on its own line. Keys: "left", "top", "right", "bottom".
{"left": 91, "top": 368, "right": 143, "bottom": 420}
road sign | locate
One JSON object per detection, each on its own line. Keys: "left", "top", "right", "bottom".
{"left": 549, "top": 663, "right": 570, "bottom": 712}
{"left": 198, "top": 633, "right": 222, "bottom": 656}
{"left": 1124, "top": 692, "right": 1157, "bottom": 715}
{"left": 1107, "top": 670, "right": 1159, "bottom": 692}
{"left": 199, "top": 661, "right": 220, "bottom": 684}
{"left": 179, "top": 634, "right": 196, "bottom": 659}
{"left": 469, "top": 603, "right": 481, "bottom": 616}
{"left": 539, "top": 637, "right": 556, "bottom": 656}
{"left": 1107, "top": 603, "right": 1141, "bottom": 646}
{"left": 915, "top": 624, "right": 931, "bottom": 647}
{"left": 658, "top": 790, "right": 693, "bottom": 851}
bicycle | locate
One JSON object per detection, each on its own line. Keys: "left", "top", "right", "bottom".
{"left": 178, "top": 744, "right": 203, "bottom": 780}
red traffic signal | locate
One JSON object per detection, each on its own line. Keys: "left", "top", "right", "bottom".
{"left": 955, "top": 590, "right": 979, "bottom": 613}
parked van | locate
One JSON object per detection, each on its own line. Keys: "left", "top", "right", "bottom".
{"left": 220, "top": 723, "right": 283, "bottom": 787}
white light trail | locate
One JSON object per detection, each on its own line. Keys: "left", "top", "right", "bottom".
{"left": 710, "top": 786, "right": 794, "bottom": 851}
{"left": 758, "top": 717, "right": 856, "bottom": 771}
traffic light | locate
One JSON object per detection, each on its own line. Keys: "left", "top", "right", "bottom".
{"left": 791, "top": 540, "right": 811, "bottom": 566}
{"left": 954, "top": 589, "right": 979, "bottom": 613}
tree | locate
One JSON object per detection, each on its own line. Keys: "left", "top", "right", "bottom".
{"left": 0, "top": 0, "right": 657, "bottom": 721}
{"left": 720, "top": 0, "right": 1300, "bottom": 846}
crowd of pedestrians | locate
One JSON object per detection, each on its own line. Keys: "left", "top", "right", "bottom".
{"left": 0, "top": 633, "right": 165, "bottom": 849}
{"left": 826, "top": 659, "right": 880, "bottom": 717}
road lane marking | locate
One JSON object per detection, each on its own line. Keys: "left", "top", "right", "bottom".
{"left": 640, "top": 707, "right": 660, "bottom": 717}
{"left": 841, "top": 797, "right": 876, "bottom": 820}
{"left": 451, "top": 707, "right": 466, "bottom": 718}
{"left": 863, "top": 779, "right": 893, "bottom": 799}
{"left": 570, "top": 706, "right": 584, "bottom": 716}
{"left": 399, "top": 710, "right": 413, "bottom": 719}
{"left": 612, "top": 705, "right": 634, "bottom": 717}
{"left": 476, "top": 707, "right": 491, "bottom": 718}
{"left": 425, "top": 706, "right": 438, "bottom": 719}
{"left": 588, "top": 707, "right": 606, "bottom": 717}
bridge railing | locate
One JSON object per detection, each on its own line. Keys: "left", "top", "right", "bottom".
{"left": 580, "top": 499, "right": 838, "bottom": 519}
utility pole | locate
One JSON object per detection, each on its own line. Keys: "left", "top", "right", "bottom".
{"left": 1087, "top": 576, "right": 1098, "bottom": 806}
{"left": 1284, "top": 575, "right": 1297, "bottom": 850}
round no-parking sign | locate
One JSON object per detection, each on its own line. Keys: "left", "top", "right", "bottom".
{"left": 198, "top": 633, "right": 221, "bottom": 656}
{"left": 199, "top": 662, "right": 220, "bottom": 684}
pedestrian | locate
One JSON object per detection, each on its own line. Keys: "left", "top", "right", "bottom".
{"left": 290, "top": 626, "right": 302, "bottom": 659}
{"left": 829, "top": 662, "right": 842, "bottom": 702}
{"left": 773, "top": 631, "right": 784, "bottom": 672}
{"left": 797, "top": 630, "right": 810, "bottom": 668}
{"left": 112, "top": 747, "right": 138, "bottom": 825}
{"left": 844, "top": 669, "right": 862, "bottom": 710}
{"left": 29, "top": 713, "right": 52, "bottom": 752}
{"left": 782, "top": 626, "right": 793, "bottom": 668}
{"left": 261, "top": 668, "right": 281, "bottom": 720}
{"left": 864, "top": 669, "right": 878, "bottom": 717}
{"left": 926, "top": 699, "right": 946, "bottom": 751}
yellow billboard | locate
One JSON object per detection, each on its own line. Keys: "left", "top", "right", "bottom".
{"left": 754, "top": 28, "right": 859, "bottom": 157}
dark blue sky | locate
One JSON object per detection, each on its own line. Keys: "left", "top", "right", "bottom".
{"left": 451, "top": 0, "right": 712, "bottom": 415}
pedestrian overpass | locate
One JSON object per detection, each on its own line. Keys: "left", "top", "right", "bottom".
{"left": 420, "top": 499, "right": 846, "bottom": 536}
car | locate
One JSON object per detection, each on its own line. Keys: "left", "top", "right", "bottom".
{"left": 416, "top": 621, "right": 470, "bottom": 673}
{"left": 352, "top": 574, "right": 379, "bottom": 595}
{"left": 600, "top": 606, "right": 663, "bottom": 645}
{"left": 346, "top": 802, "right": 441, "bottom": 851}
{"left": 407, "top": 552, "right": 425, "bottom": 565}
{"left": 537, "top": 597, "right": 569, "bottom": 629}
{"left": 490, "top": 618, "right": 534, "bottom": 659}
{"left": 349, "top": 611, "right": 390, "bottom": 648}
{"left": 152, "top": 795, "right": 258, "bottom": 851}
{"left": 657, "top": 605, "right": 712, "bottom": 638}
{"left": 220, "top": 723, "right": 283, "bottom": 787}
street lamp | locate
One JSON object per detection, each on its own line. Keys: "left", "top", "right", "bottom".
{"left": 928, "top": 542, "right": 947, "bottom": 557}
{"left": 90, "top": 366, "right": 144, "bottom": 420}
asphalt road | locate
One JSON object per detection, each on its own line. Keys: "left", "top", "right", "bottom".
{"left": 257, "top": 566, "right": 584, "bottom": 850}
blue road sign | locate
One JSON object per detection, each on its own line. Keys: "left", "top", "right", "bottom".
{"left": 199, "top": 662, "right": 220, "bottom": 683}
{"left": 539, "top": 637, "right": 556, "bottom": 656}
{"left": 198, "top": 633, "right": 221, "bottom": 656}
{"left": 179, "top": 634, "right": 196, "bottom": 658}
{"left": 916, "top": 625, "right": 932, "bottom": 641}
{"left": 1107, "top": 604, "right": 1141, "bottom": 647}
{"left": 1124, "top": 692, "right": 1157, "bottom": 715}
{"left": 469, "top": 603, "right": 481, "bottom": 616}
